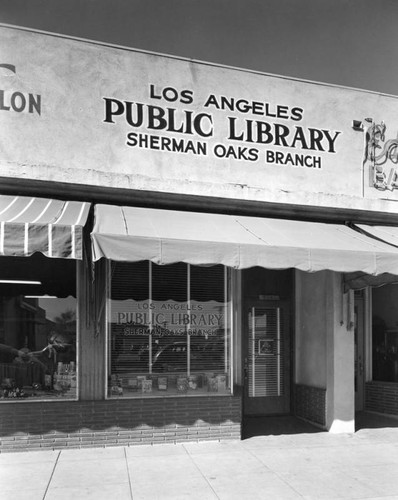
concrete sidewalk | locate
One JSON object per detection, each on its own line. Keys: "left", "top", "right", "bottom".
{"left": 2, "top": 415, "right": 398, "bottom": 499}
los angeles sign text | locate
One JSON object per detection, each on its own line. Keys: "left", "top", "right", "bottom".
{"left": 103, "top": 84, "right": 342, "bottom": 169}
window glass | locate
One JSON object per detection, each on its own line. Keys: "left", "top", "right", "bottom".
{"left": 0, "top": 255, "right": 77, "bottom": 401}
{"left": 372, "top": 284, "right": 398, "bottom": 382}
{"left": 108, "top": 262, "right": 231, "bottom": 397}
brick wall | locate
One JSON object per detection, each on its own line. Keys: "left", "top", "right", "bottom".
{"left": 365, "top": 382, "right": 398, "bottom": 415}
{"left": 0, "top": 396, "right": 242, "bottom": 452}
{"left": 294, "top": 384, "right": 326, "bottom": 427}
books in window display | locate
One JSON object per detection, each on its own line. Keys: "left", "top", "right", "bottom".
{"left": 176, "top": 377, "right": 189, "bottom": 393}
{"left": 110, "top": 378, "right": 123, "bottom": 396}
{"left": 142, "top": 379, "right": 152, "bottom": 393}
{"left": 122, "top": 376, "right": 146, "bottom": 392}
{"left": 216, "top": 374, "right": 227, "bottom": 392}
{"left": 109, "top": 374, "right": 121, "bottom": 395}
{"left": 188, "top": 375, "right": 199, "bottom": 390}
{"left": 53, "top": 372, "right": 76, "bottom": 392}
{"left": 207, "top": 376, "right": 218, "bottom": 392}
{"left": 157, "top": 376, "right": 168, "bottom": 391}
{"left": 136, "top": 376, "right": 146, "bottom": 389}
{"left": 207, "top": 374, "right": 227, "bottom": 392}
{"left": 127, "top": 378, "right": 139, "bottom": 391}
{"left": 111, "top": 385, "right": 123, "bottom": 396}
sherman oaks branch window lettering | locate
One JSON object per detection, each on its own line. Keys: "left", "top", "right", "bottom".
{"left": 108, "top": 262, "right": 231, "bottom": 398}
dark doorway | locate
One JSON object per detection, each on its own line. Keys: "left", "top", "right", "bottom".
{"left": 355, "top": 411, "right": 398, "bottom": 431}
{"left": 242, "top": 415, "right": 324, "bottom": 438}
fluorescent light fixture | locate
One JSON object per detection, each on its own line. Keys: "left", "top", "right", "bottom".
{"left": 25, "top": 295, "right": 57, "bottom": 299}
{"left": 0, "top": 280, "right": 42, "bottom": 285}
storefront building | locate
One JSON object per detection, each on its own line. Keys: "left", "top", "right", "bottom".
{"left": 2, "top": 25, "right": 398, "bottom": 452}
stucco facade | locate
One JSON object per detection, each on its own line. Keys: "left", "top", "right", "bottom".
{"left": 1, "top": 25, "right": 398, "bottom": 451}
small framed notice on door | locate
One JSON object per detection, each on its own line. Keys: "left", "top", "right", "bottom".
{"left": 258, "top": 339, "right": 274, "bottom": 355}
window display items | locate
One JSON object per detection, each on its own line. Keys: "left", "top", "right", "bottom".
{"left": 158, "top": 376, "right": 168, "bottom": 391}
{"left": 0, "top": 258, "right": 78, "bottom": 402}
{"left": 372, "top": 284, "right": 398, "bottom": 383}
{"left": 188, "top": 375, "right": 198, "bottom": 390}
{"left": 177, "top": 377, "right": 189, "bottom": 393}
{"left": 142, "top": 379, "right": 152, "bottom": 393}
{"left": 107, "top": 261, "right": 231, "bottom": 399}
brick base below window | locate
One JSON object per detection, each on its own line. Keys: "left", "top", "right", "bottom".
{"left": 365, "top": 382, "right": 398, "bottom": 415}
{"left": 0, "top": 396, "right": 242, "bottom": 452}
{"left": 294, "top": 384, "right": 326, "bottom": 427}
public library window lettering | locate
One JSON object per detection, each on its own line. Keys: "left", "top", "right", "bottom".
{"left": 108, "top": 262, "right": 231, "bottom": 397}
{"left": 372, "top": 284, "right": 398, "bottom": 383}
{"left": 0, "top": 255, "right": 77, "bottom": 400}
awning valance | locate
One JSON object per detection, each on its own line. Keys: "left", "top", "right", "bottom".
{"left": 344, "top": 272, "right": 398, "bottom": 291}
{"left": 91, "top": 205, "right": 398, "bottom": 274}
{"left": 0, "top": 195, "right": 90, "bottom": 259}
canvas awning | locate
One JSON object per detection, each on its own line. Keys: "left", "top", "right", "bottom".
{"left": 0, "top": 195, "right": 90, "bottom": 259}
{"left": 91, "top": 205, "right": 398, "bottom": 274}
{"left": 343, "top": 271, "right": 398, "bottom": 291}
{"left": 343, "top": 224, "right": 398, "bottom": 289}
{"left": 354, "top": 224, "right": 398, "bottom": 248}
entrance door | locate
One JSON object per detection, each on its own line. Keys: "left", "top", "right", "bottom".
{"left": 243, "top": 300, "right": 290, "bottom": 415}
{"left": 355, "top": 294, "right": 365, "bottom": 411}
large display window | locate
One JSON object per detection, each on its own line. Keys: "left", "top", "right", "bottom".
{"left": 372, "top": 284, "right": 398, "bottom": 383}
{"left": 107, "top": 262, "right": 232, "bottom": 398}
{"left": 0, "top": 255, "right": 78, "bottom": 401}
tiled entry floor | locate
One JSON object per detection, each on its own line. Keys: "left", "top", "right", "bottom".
{"left": 242, "top": 411, "right": 398, "bottom": 439}
{"left": 355, "top": 411, "right": 398, "bottom": 430}
{"left": 242, "top": 415, "right": 323, "bottom": 439}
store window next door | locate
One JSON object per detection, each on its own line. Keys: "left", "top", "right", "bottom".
{"left": 241, "top": 268, "right": 293, "bottom": 417}
{"left": 355, "top": 291, "right": 365, "bottom": 412}
{"left": 357, "top": 284, "right": 398, "bottom": 417}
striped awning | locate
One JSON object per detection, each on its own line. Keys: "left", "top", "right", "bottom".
{"left": 0, "top": 195, "right": 90, "bottom": 259}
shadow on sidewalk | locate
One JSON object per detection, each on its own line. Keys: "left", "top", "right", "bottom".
{"left": 242, "top": 412, "right": 398, "bottom": 439}
{"left": 242, "top": 415, "right": 324, "bottom": 439}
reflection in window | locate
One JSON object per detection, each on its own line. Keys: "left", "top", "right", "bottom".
{"left": 372, "top": 284, "right": 398, "bottom": 383}
{"left": 108, "top": 262, "right": 231, "bottom": 398}
{"left": 0, "top": 255, "right": 77, "bottom": 400}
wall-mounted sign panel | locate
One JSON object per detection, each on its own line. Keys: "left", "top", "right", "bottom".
{"left": 1, "top": 26, "right": 398, "bottom": 212}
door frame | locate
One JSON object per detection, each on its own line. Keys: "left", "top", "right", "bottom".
{"left": 354, "top": 292, "right": 365, "bottom": 411}
{"left": 242, "top": 298, "right": 291, "bottom": 416}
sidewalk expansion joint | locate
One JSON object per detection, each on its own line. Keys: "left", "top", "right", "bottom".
{"left": 182, "top": 443, "right": 221, "bottom": 500}
{"left": 124, "top": 446, "right": 134, "bottom": 499}
{"left": 42, "top": 450, "right": 61, "bottom": 500}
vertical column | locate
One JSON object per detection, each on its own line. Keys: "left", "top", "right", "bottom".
{"left": 326, "top": 272, "right": 355, "bottom": 433}
{"left": 78, "top": 257, "right": 106, "bottom": 400}
{"left": 233, "top": 270, "right": 242, "bottom": 388}
{"left": 294, "top": 270, "right": 355, "bottom": 432}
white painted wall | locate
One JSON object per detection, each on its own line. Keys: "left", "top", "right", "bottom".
{"left": 295, "top": 270, "right": 355, "bottom": 433}
{"left": 3, "top": 26, "right": 398, "bottom": 213}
